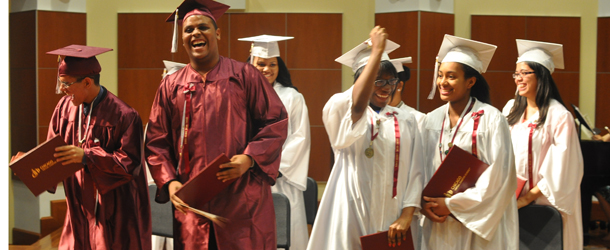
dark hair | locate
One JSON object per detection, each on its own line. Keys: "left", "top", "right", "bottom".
{"left": 459, "top": 63, "right": 491, "bottom": 105}
{"left": 397, "top": 65, "right": 411, "bottom": 82}
{"left": 353, "top": 60, "right": 399, "bottom": 103}
{"left": 247, "top": 56, "right": 298, "bottom": 91}
{"left": 506, "top": 61, "right": 566, "bottom": 127}
{"left": 78, "top": 74, "right": 100, "bottom": 86}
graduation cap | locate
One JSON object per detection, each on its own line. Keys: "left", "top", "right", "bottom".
{"left": 46, "top": 45, "right": 113, "bottom": 94}
{"left": 166, "top": 0, "right": 231, "bottom": 53}
{"left": 389, "top": 57, "right": 412, "bottom": 73}
{"left": 162, "top": 60, "right": 187, "bottom": 78}
{"left": 335, "top": 38, "right": 400, "bottom": 72}
{"left": 516, "top": 39, "right": 564, "bottom": 74}
{"left": 238, "top": 35, "right": 294, "bottom": 60}
{"left": 428, "top": 35, "right": 497, "bottom": 99}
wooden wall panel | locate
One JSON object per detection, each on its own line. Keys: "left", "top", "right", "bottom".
{"left": 9, "top": 11, "right": 36, "bottom": 69}
{"left": 216, "top": 14, "right": 230, "bottom": 59}
{"left": 597, "top": 18, "right": 610, "bottom": 72}
{"left": 482, "top": 71, "right": 518, "bottom": 109}
{"left": 37, "top": 11, "right": 87, "bottom": 68}
{"left": 118, "top": 70, "right": 163, "bottom": 123}
{"left": 118, "top": 13, "right": 172, "bottom": 69}
{"left": 400, "top": 68, "right": 418, "bottom": 109}
{"left": 10, "top": 68, "right": 37, "bottom": 153}
{"left": 527, "top": 17, "right": 580, "bottom": 72}
{"left": 418, "top": 69, "right": 445, "bottom": 113}
{"left": 229, "top": 13, "right": 286, "bottom": 63}
{"left": 419, "top": 12, "right": 454, "bottom": 70}
{"left": 286, "top": 14, "right": 342, "bottom": 69}
{"left": 37, "top": 69, "right": 65, "bottom": 128}
{"left": 309, "top": 126, "right": 331, "bottom": 182}
{"left": 375, "top": 12, "right": 419, "bottom": 63}
{"left": 291, "top": 70, "right": 342, "bottom": 126}
{"left": 595, "top": 74, "right": 610, "bottom": 129}
{"left": 553, "top": 72, "right": 580, "bottom": 109}
{"left": 472, "top": 16, "right": 526, "bottom": 71}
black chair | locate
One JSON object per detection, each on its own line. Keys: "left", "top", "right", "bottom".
{"left": 518, "top": 204, "right": 563, "bottom": 250}
{"left": 148, "top": 185, "right": 174, "bottom": 238}
{"left": 273, "top": 192, "right": 291, "bottom": 249}
{"left": 303, "top": 177, "right": 318, "bottom": 225}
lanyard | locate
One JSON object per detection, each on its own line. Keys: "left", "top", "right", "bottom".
{"left": 527, "top": 123, "right": 537, "bottom": 190}
{"left": 471, "top": 110, "right": 485, "bottom": 158}
{"left": 386, "top": 111, "right": 400, "bottom": 198}
{"left": 364, "top": 110, "right": 380, "bottom": 158}
{"left": 179, "top": 82, "right": 197, "bottom": 176}
{"left": 438, "top": 98, "right": 476, "bottom": 162}
{"left": 78, "top": 96, "right": 98, "bottom": 147}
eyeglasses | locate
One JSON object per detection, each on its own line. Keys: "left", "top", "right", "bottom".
{"left": 374, "top": 78, "right": 399, "bottom": 87}
{"left": 512, "top": 71, "right": 535, "bottom": 79}
{"left": 58, "top": 77, "right": 84, "bottom": 88}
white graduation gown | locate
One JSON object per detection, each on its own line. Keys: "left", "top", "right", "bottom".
{"left": 502, "top": 99, "right": 583, "bottom": 250}
{"left": 421, "top": 98, "right": 519, "bottom": 250}
{"left": 270, "top": 82, "right": 311, "bottom": 250}
{"left": 397, "top": 101, "right": 426, "bottom": 133}
{"left": 307, "top": 87, "right": 424, "bottom": 250}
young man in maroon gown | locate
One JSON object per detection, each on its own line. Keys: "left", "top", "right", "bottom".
{"left": 144, "top": 0, "right": 288, "bottom": 249}
{"left": 45, "top": 45, "right": 152, "bottom": 249}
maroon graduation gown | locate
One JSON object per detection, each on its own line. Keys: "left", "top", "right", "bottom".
{"left": 145, "top": 56, "right": 288, "bottom": 250}
{"left": 47, "top": 87, "right": 152, "bottom": 250}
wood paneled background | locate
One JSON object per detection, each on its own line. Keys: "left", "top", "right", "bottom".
{"left": 596, "top": 17, "right": 610, "bottom": 130}
{"left": 117, "top": 13, "right": 342, "bottom": 182}
{"left": 471, "top": 15, "right": 581, "bottom": 114}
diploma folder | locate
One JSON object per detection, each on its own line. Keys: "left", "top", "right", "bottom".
{"left": 360, "top": 229, "right": 414, "bottom": 250}
{"left": 175, "top": 154, "right": 233, "bottom": 210}
{"left": 422, "top": 146, "right": 489, "bottom": 198}
{"left": 9, "top": 135, "right": 83, "bottom": 196}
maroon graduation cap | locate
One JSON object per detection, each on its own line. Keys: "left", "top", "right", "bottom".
{"left": 46, "top": 45, "right": 113, "bottom": 93}
{"left": 166, "top": 0, "right": 230, "bottom": 53}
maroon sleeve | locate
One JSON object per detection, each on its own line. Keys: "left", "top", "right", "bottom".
{"left": 242, "top": 63, "right": 288, "bottom": 185}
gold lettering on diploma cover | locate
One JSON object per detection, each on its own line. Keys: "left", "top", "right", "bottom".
{"left": 444, "top": 168, "right": 471, "bottom": 197}
{"left": 31, "top": 159, "right": 58, "bottom": 178}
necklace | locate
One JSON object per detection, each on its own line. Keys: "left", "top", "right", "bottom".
{"left": 364, "top": 110, "right": 380, "bottom": 158}
{"left": 438, "top": 98, "right": 475, "bottom": 161}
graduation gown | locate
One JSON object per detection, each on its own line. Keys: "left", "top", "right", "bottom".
{"left": 503, "top": 99, "right": 583, "bottom": 249}
{"left": 270, "top": 82, "right": 311, "bottom": 250}
{"left": 421, "top": 98, "right": 519, "bottom": 250}
{"left": 396, "top": 101, "right": 426, "bottom": 133}
{"left": 307, "top": 87, "right": 424, "bottom": 250}
{"left": 47, "top": 87, "right": 152, "bottom": 250}
{"left": 145, "top": 57, "right": 288, "bottom": 250}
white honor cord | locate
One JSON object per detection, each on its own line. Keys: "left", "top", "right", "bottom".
{"left": 78, "top": 96, "right": 98, "bottom": 146}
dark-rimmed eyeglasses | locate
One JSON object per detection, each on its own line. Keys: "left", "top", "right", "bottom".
{"left": 512, "top": 71, "right": 535, "bottom": 79}
{"left": 374, "top": 78, "right": 399, "bottom": 87}
{"left": 58, "top": 77, "right": 85, "bottom": 88}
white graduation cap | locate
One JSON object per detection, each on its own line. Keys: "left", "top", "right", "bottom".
{"left": 516, "top": 39, "right": 564, "bottom": 74}
{"left": 428, "top": 34, "right": 497, "bottom": 99}
{"left": 335, "top": 38, "right": 400, "bottom": 72}
{"left": 389, "top": 57, "right": 412, "bottom": 73}
{"left": 238, "top": 35, "right": 294, "bottom": 59}
{"left": 162, "top": 60, "right": 187, "bottom": 77}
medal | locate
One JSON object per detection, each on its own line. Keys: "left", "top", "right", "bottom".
{"left": 448, "top": 142, "right": 453, "bottom": 148}
{"left": 365, "top": 147, "right": 374, "bottom": 158}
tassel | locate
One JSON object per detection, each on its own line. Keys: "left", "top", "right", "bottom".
{"left": 427, "top": 56, "right": 439, "bottom": 100}
{"left": 177, "top": 200, "right": 230, "bottom": 228}
{"left": 171, "top": 9, "right": 179, "bottom": 53}
{"left": 55, "top": 56, "right": 62, "bottom": 94}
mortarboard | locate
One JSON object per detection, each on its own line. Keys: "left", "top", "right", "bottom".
{"left": 389, "top": 57, "right": 412, "bottom": 73}
{"left": 428, "top": 35, "right": 497, "bottom": 99}
{"left": 238, "top": 35, "right": 294, "bottom": 60}
{"left": 516, "top": 39, "right": 564, "bottom": 74}
{"left": 162, "top": 60, "right": 187, "bottom": 78}
{"left": 46, "top": 44, "right": 113, "bottom": 94}
{"left": 335, "top": 38, "right": 400, "bottom": 73}
{"left": 166, "top": 0, "right": 230, "bottom": 53}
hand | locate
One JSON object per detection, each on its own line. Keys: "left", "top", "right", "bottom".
{"left": 217, "top": 154, "right": 252, "bottom": 182}
{"left": 426, "top": 197, "right": 451, "bottom": 216}
{"left": 517, "top": 196, "right": 531, "bottom": 209}
{"left": 168, "top": 180, "right": 188, "bottom": 214}
{"left": 10, "top": 151, "right": 25, "bottom": 163}
{"left": 54, "top": 145, "right": 84, "bottom": 165}
{"left": 421, "top": 196, "right": 448, "bottom": 223}
{"left": 388, "top": 207, "right": 414, "bottom": 247}
{"left": 369, "top": 26, "right": 388, "bottom": 53}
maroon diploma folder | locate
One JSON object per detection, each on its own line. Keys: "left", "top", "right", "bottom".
{"left": 175, "top": 153, "right": 233, "bottom": 210}
{"left": 9, "top": 135, "right": 83, "bottom": 196}
{"left": 422, "top": 146, "right": 489, "bottom": 198}
{"left": 360, "top": 229, "right": 414, "bottom": 250}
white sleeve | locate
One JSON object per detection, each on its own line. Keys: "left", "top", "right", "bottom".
{"left": 278, "top": 93, "right": 311, "bottom": 191}
{"left": 537, "top": 109, "right": 584, "bottom": 215}
{"left": 502, "top": 99, "right": 515, "bottom": 117}
{"left": 322, "top": 89, "right": 369, "bottom": 150}
{"left": 402, "top": 116, "right": 425, "bottom": 210}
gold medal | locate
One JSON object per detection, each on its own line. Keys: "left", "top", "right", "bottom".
{"left": 448, "top": 142, "right": 453, "bottom": 148}
{"left": 365, "top": 147, "right": 374, "bottom": 158}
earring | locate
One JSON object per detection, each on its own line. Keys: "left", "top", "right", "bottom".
{"left": 397, "top": 89, "right": 402, "bottom": 92}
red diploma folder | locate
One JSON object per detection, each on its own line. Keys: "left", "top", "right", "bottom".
{"left": 360, "top": 229, "right": 414, "bottom": 250}
{"left": 9, "top": 135, "right": 84, "bottom": 196}
{"left": 516, "top": 175, "right": 527, "bottom": 199}
{"left": 422, "top": 146, "right": 489, "bottom": 198}
{"left": 175, "top": 153, "right": 233, "bottom": 211}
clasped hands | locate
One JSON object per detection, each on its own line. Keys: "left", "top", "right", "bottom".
{"left": 421, "top": 196, "right": 451, "bottom": 223}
